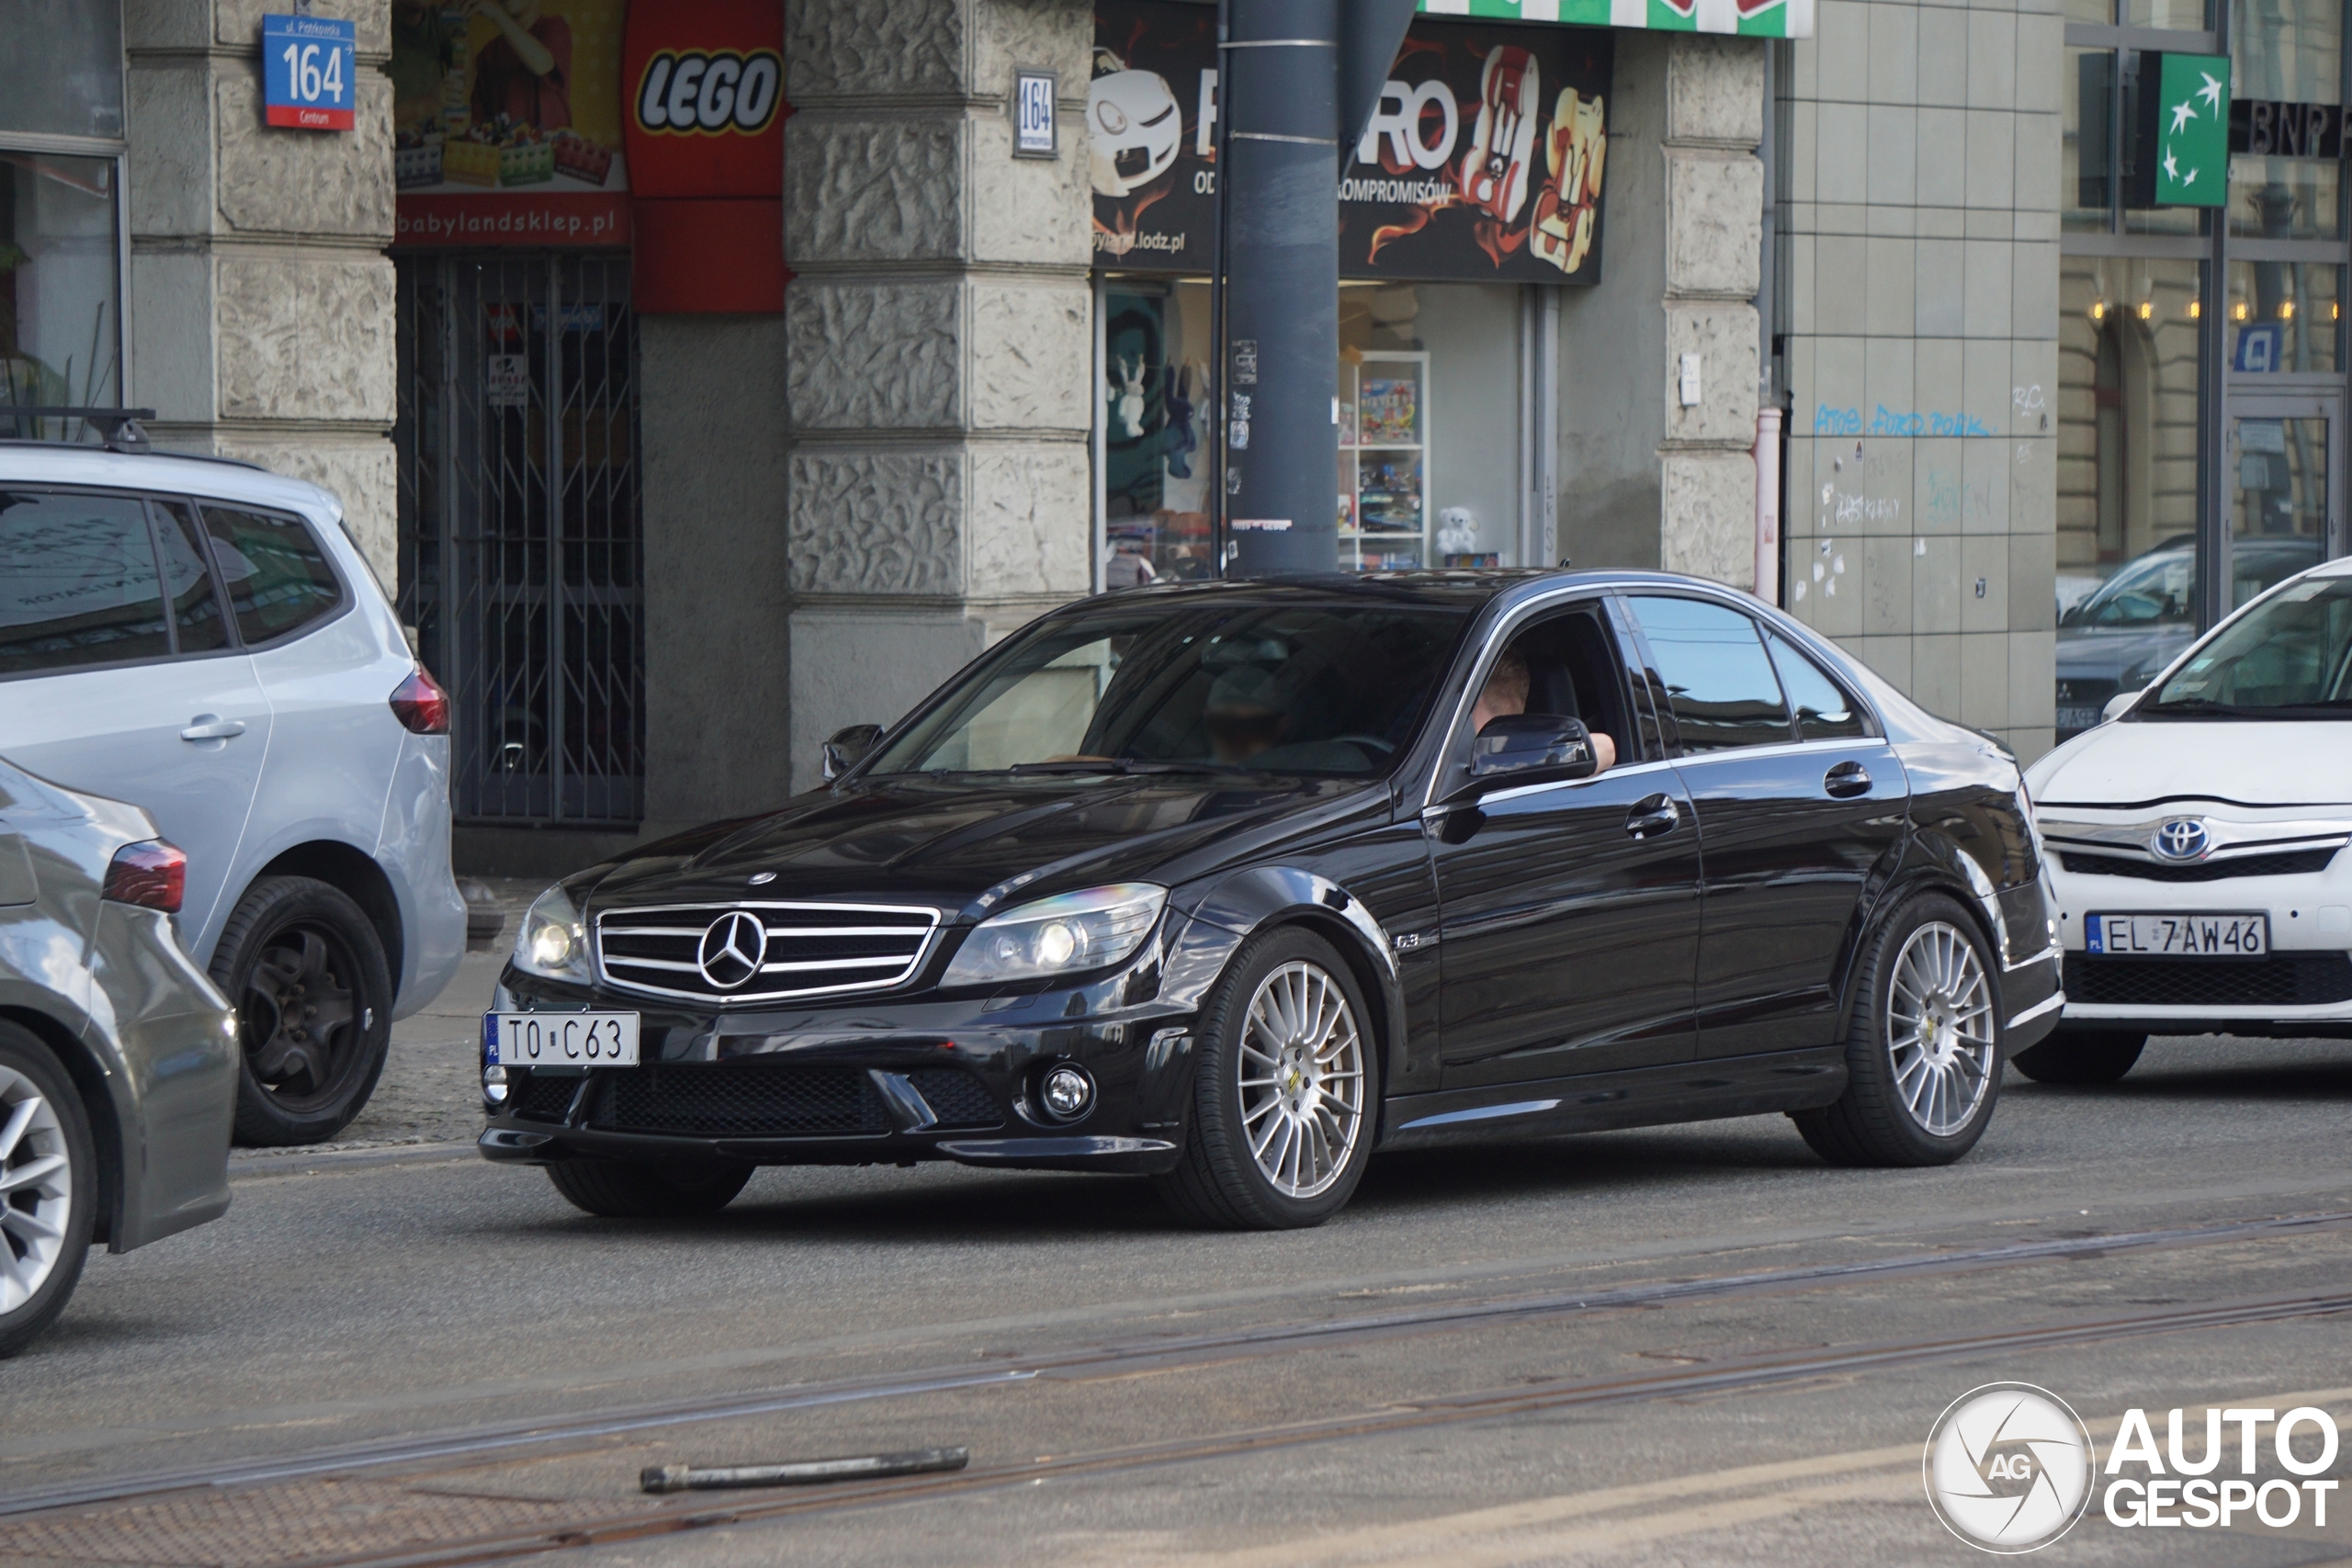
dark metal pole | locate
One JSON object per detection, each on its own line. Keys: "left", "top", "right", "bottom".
{"left": 1209, "top": 0, "right": 1233, "bottom": 578}
{"left": 1221, "top": 0, "right": 1342, "bottom": 575}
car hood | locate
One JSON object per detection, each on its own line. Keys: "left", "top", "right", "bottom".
{"left": 2030, "top": 719, "right": 2352, "bottom": 808}
{"left": 578, "top": 773, "right": 1385, "bottom": 918}
{"left": 2053, "top": 625, "right": 2191, "bottom": 684}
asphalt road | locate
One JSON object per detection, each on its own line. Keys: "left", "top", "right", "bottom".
{"left": 6, "top": 1028, "right": 2351, "bottom": 1567}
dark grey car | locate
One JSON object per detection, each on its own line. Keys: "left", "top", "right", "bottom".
{"left": 0, "top": 759, "right": 236, "bottom": 1355}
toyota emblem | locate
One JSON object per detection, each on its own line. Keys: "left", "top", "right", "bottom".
{"left": 696, "top": 910, "right": 768, "bottom": 989}
{"left": 2152, "top": 818, "right": 2211, "bottom": 861}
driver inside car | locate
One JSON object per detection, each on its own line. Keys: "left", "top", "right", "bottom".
{"left": 1471, "top": 649, "right": 1617, "bottom": 774}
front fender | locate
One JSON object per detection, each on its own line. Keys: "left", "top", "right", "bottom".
{"left": 1165, "top": 865, "right": 1408, "bottom": 1113}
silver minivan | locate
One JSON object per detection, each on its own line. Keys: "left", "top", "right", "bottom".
{"left": 1, "top": 441, "right": 466, "bottom": 1144}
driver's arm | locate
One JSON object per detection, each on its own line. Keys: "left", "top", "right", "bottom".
{"left": 1589, "top": 731, "right": 1617, "bottom": 773}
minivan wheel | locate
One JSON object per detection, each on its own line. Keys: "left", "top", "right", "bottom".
{"left": 546, "top": 1160, "right": 754, "bottom": 1219}
{"left": 2010, "top": 1029, "right": 2146, "bottom": 1085}
{"left": 212, "top": 876, "right": 393, "bottom": 1147}
{"left": 0, "top": 1025, "right": 96, "bottom": 1358}
{"left": 1153, "top": 927, "right": 1377, "bottom": 1231}
{"left": 1792, "top": 894, "right": 2003, "bottom": 1168}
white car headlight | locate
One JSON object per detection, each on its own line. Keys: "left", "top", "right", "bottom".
{"left": 513, "top": 883, "right": 591, "bottom": 983}
{"left": 942, "top": 884, "right": 1168, "bottom": 987}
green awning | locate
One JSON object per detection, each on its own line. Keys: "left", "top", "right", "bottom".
{"left": 1418, "top": 0, "right": 1812, "bottom": 39}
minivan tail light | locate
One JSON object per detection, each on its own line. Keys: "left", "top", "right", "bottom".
{"left": 104, "top": 841, "right": 187, "bottom": 913}
{"left": 390, "top": 667, "right": 449, "bottom": 735}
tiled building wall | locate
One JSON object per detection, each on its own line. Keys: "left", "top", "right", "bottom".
{"left": 1779, "top": 0, "right": 2064, "bottom": 760}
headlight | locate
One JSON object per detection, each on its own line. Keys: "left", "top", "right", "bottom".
{"left": 941, "top": 884, "right": 1167, "bottom": 987}
{"left": 513, "top": 883, "right": 591, "bottom": 982}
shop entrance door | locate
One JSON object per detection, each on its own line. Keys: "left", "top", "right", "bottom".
{"left": 2228, "top": 394, "right": 2341, "bottom": 613}
{"left": 394, "top": 254, "right": 644, "bottom": 827}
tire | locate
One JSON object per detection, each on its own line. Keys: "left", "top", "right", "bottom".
{"left": 1792, "top": 893, "right": 2003, "bottom": 1168}
{"left": 2011, "top": 1029, "right": 2146, "bottom": 1085}
{"left": 211, "top": 876, "right": 394, "bottom": 1147}
{"left": 546, "top": 1159, "right": 754, "bottom": 1219}
{"left": 1153, "top": 927, "right": 1379, "bottom": 1231}
{"left": 0, "top": 1026, "right": 97, "bottom": 1359}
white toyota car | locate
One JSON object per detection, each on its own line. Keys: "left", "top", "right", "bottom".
{"left": 2024, "top": 556, "right": 2352, "bottom": 1081}
{"left": 3, "top": 433, "right": 466, "bottom": 1144}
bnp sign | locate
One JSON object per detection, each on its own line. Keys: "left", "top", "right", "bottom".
{"left": 2132, "top": 51, "right": 2230, "bottom": 207}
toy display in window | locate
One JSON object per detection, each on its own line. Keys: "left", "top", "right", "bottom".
{"left": 1358, "top": 458, "right": 1422, "bottom": 533}
{"left": 1358, "top": 378, "right": 1418, "bottom": 445}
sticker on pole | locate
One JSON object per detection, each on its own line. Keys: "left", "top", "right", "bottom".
{"left": 263, "top": 14, "right": 356, "bottom": 130}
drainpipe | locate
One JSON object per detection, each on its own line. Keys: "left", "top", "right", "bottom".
{"left": 1753, "top": 403, "right": 1782, "bottom": 605}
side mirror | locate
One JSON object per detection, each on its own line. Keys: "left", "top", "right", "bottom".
{"left": 2100, "top": 689, "right": 2142, "bottom": 724}
{"left": 1470, "top": 713, "right": 1595, "bottom": 784}
{"left": 822, "top": 723, "right": 885, "bottom": 782}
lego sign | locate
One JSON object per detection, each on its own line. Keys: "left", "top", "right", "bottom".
{"left": 264, "top": 14, "right": 356, "bottom": 130}
{"left": 623, "top": 0, "right": 786, "bottom": 312}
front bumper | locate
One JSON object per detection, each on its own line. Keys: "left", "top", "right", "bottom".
{"left": 478, "top": 969, "right": 1201, "bottom": 1175}
{"left": 2046, "top": 851, "right": 2352, "bottom": 1035}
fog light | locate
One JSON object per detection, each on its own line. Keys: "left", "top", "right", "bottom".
{"left": 483, "top": 1064, "right": 509, "bottom": 1106}
{"left": 1040, "top": 1063, "right": 1094, "bottom": 1122}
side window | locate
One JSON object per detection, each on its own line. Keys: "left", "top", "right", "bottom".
{"left": 1766, "top": 634, "right": 1871, "bottom": 741}
{"left": 201, "top": 505, "right": 343, "bottom": 645}
{"left": 1625, "top": 595, "right": 1794, "bottom": 752}
{"left": 153, "top": 499, "right": 232, "bottom": 655}
{"left": 0, "top": 491, "right": 174, "bottom": 675}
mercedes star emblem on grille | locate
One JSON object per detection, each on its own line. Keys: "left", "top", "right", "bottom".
{"left": 696, "top": 910, "right": 768, "bottom": 988}
{"left": 2153, "top": 818, "right": 2211, "bottom": 861}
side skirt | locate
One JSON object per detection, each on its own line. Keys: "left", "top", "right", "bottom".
{"left": 1374, "top": 1047, "right": 1848, "bottom": 1153}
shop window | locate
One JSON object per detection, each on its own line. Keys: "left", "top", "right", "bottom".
{"left": 1097, "top": 279, "right": 1531, "bottom": 581}
{"left": 2056, "top": 256, "right": 2206, "bottom": 739}
{"left": 2230, "top": 0, "right": 2346, "bottom": 241}
{"left": 0, "top": 152, "right": 122, "bottom": 416}
{"left": 2225, "top": 260, "right": 2344, "bottom": 375}
{"left": 1102, "top": 283, "right": 1216, "bottom": 587}
{"left": 0, "top": 2, "right": 124, "bottom": 142}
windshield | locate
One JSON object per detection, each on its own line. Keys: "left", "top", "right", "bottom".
{"left": 2145, "top": 575, "right": 2352, "bottom": 716}
{"left": 2060, "top": 548, "right": 2192, "bottom": 628}
{"left": 866, "top": 601, "right": 1473, "bottom": 777}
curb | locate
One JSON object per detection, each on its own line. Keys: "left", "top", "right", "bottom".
{"left": 229, "top": 1138, "right": 481, "bottom": 1179}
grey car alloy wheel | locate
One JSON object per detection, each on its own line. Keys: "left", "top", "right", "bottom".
{"left": 1884, "top": 919, "right": 1996, "bottom": 1137}
{"left": 1237, "top": 959, "right": 1367, "bottom": 1200}
{"left": 0, "top": 1062, "right": 73, "bottom": 1316}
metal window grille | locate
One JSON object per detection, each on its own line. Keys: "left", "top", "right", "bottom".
{"left": 395, "top": 253, "right": 645, "bottom": 827}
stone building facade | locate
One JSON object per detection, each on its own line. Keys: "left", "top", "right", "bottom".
{"left": 41, "top": 0, "right": 2258, "bottom": 875}
{"left": 126, "top": 0, "right": 401, "bottom": 572}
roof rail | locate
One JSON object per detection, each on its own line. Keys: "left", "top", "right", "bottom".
{"left": 0, "top": 407, "right": 159, "bottom": 454}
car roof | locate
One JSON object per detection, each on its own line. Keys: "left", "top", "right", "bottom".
{"left": 0, "top": 442, "right": 343, "bottom": 522}
{"left": 1089, "top": 568, "right": 1729, "bottom": 611}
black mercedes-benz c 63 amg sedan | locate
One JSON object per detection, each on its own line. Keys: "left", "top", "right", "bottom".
{"left": 480, "top": 571, "right": 2062, "bottom": 1229}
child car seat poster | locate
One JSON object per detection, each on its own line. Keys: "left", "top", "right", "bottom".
{"left": 1092, "top": 0, "right": 1612, "bottom": 284}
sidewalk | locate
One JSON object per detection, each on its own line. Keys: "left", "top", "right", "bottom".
{"left": 232, "top": 877, "right": 542, "bottom": 1159}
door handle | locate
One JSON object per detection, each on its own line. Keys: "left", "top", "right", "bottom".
{"left": 1624, "top": 793, "right": 1679, "bottom": 840}
{"left": 180, "top": 715, "right": 247, "bottom": 742}
{"left": 1824, "top": 761, "right": 1871, "bottom": 799}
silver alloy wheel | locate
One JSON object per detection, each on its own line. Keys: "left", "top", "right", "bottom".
{"left": 1236, "top": 959, "right": 1365, "bottom": 1199}
{"left": 0, "top": 1064, "right": 73, "bottom": 1315}
{"left": 1885, "top": 920, "right": 1996, "bottom": 1136}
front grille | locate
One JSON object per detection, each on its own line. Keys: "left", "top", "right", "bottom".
{"left": 907, "top": 1067, "right": 1002, "bottom": 1128}
{"left": 595, "top": 902, "right": 940, "bottom": 1004}
{"left": 514, "top": 1073, "right": 582, "bottom": 1122}
{"left": 2059, "top": 847, "right": 2340, "bottom": 882}
{"left": 588, "top": 1066, "right": 889, "bottom": 1136}
{"left": 2069, "top": 953, "right": 2352, "bottom": 1008}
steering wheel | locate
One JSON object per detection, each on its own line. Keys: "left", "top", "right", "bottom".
{"left": 1329, "top": 734, "right": 1397, "bottom": 757}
